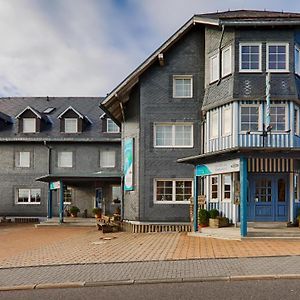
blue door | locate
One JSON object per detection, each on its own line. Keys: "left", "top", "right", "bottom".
{"left": 248, "top": 174, "right": 288, "bottom": 222}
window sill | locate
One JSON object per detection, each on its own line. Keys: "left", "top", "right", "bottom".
{"left": 266, "top": 70, "right": 289, "bottom": 73}
{"left": 239, "top": 70, "right": 262, "bottom": 73}
{"left": 154, "top": 146, "right": 194, "bottom": 149}
{"left": 173, "top": 96, "right": 193, "bottom": 99}
{"left": 154, "top": 201, "right": 190, "bottom": 205}
{"left": 15, "top": 202, "right": 41, "bottom": 205}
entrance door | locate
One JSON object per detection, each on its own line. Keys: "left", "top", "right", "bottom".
{"left": 249, "top": 174, "right": 288, "bottom": 222}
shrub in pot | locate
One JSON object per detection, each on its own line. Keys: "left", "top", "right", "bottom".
{"left": 198, "top": 209, "right": 209, "bottom": 227}
{"left": 209, "top": 209, "right": 221, "bottom": 228}
{"left": 92, "top": 207, "right": 102, "bottom": 218}
{"left": 69, "top": 206, "right": 80, "bottom": 217}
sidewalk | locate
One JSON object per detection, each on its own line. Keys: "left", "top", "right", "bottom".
{"left": 1, "top": 256, "right": 300, "bottom": 289}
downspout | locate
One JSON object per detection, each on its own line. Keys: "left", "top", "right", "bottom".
{"left": 43, "top": 141, "right": 52, "bottom": 219}
{"left": 217, "top": 24, "right": 225, "bottom": 86}
{"left": 43, "top": 141, "right": 52, "bottom": 174}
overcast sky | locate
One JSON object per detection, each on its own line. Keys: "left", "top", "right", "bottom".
{"left": 1, "top": 0, "right": 300, "bottom": 97}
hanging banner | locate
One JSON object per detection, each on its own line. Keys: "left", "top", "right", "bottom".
{"left": 124, "top": 138, "right": 134, "bottom": 191}
{"left": 195, "top": 159, "right": 240, "bottom": 176}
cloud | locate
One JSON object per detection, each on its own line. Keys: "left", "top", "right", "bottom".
{"left": 0, "top": 0, "right": 300, "bottom": 97}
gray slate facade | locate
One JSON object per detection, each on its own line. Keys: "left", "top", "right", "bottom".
{"left": 0, "top": 97, "right": 121, "bottom": 218}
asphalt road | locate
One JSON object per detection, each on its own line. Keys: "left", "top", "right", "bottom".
{"left": 1, "top": 279, "right": 300, "bottom": 300}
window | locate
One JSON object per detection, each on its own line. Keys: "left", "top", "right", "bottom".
{"left": 16, "top": 151, "right": 30, "bottom": 168}
{"left": 154, "top": 179, "right": 192, "bottom": 203}
{"left": 16, "top": 188, "right": 41, "bottom": 204}
{"left": 255, "top": 179, "right": 272, "bottom": 202}
{"left": 222, "top": 106, "right": 232, "bottom": 136}
{"left": 295, "top": 46, "right": 300, "bottom": 76}
{"left": 173, "top": 76, "right": 193, "bottom": 98}
{"left": 222, "top": 174, "right": 231, "bottom": 201}
{"left": 239, "top": 43, "right": 261, "bottom": 72}
{"left": 100, "top": 150, "right": 115, "bottom": 168}
{"left": 107, "top": 118, "right": 120, "bottom": 133}
{"left": 294, "top": 174, "right": 299, "bottom": 202}
{"left": 210, "top": 176, "right": 218, "bottom": 202}
{"left": 222, "top": 46, "right": 232, "bottom": 77}
{"left": 210, "top": 53, "right": 219, "bottom": 83}
{"left": 58, "top": 151, "right": 73, "bottom": 168}
{"left": 23, "top": 118, "right": 36, "bottom": 133}
{"left": 270, "top": 105, "right": 286, "bottom": 131}
{"left": 154, "top": 123, "right": 193, "bottom": 148}
{"left": 267, "top": 43, "right": 289, "bottom": 72}
{"left": 210, "top": 111, "right": 218, "bottom": 138}
{"left": 64, "top": 118, "right": 78, "bottom": 133}
{"left": 64, "top": 186, "right": 72, "bottom": 204}
{"left": 240, "top": 105, "right": 259, "bottom": 132}
{"left": 295, "top": 107, "right": 299, "bottom": 136}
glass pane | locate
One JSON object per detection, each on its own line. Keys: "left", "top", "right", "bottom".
{"left": 278, "top": 179, "right": 285, "bottom": 202}
{"left": 18, "top": 189, "right": 29, "bottom": 203}
{"left": 155, "top": 125, "right": 172, "bottom": 146}
{"left": 31, "top": 189, "right": 41, "bottom": 203}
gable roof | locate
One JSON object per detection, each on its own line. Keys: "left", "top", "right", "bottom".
{"left": 100, "top": 10, "right": 300, "bottom": 124}
{"left": 0, "top": 111, "right": 13, "bottom": 124}
{"left": 15, "top": 106, "right": 42, "bottom": 119}
{"left": 57, "top": 106, "right": 84, "bottom": 119}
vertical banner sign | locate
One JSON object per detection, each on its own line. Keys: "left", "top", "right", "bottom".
{"left": 265, "top": 72, "right": 271, "bottom": 130}
{"left": 124, "top": 138, "right": 134, "bottom": 191}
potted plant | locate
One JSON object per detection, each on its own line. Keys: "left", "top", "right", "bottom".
{"left": 92, "top": 207, "right": 102, "bottom": 218}
{"left": 208, "top": 209, "right": 220, "bottom": 228}
{"left": 69, "top": 206, "right": 80, "bottom": 217}
{"left": 198, "top": 209, "right": 210, "bottom": 228}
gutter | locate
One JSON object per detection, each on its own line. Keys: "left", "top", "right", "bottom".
{"left": 217, "top": 24, "right": 225, "bottom": 86}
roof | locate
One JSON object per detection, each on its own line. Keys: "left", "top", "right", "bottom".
{"left": 57, "top": 106, "right": 84, "bottom": 119}
{"left": 0, "top": 111, "right": 13, "bottom": 123}
{"left": 101, "top": 10, "right": 300, "bottom": 123}
{"left": 177, "top": 147, "right": 300, "bottom": 165}
{"left": 0, "top": 97, "right": 121, "bottom": 142}
{"left": 36, "top": 172, "right": 122, "bottom": 182}
{"left": 15, "top": 106, "right": 42, "bottom": 119}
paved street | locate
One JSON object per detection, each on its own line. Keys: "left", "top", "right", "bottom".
{"left": 1, "top": 279, "right": 300, "bottom": 300}
{"left": 2, "top": 225, "right": 300, "bottom": 268}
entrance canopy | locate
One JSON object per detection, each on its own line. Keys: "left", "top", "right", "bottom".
{"left": 36, "top": 172, "right": 122, "bottom": 183}
{"left": 177, "top": 147, "right": 300, "bottom": 165}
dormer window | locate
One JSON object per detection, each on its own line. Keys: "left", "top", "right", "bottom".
{"left": 107, "top": 118, "right": 120, "bottom": 133}
{"left": 65, "top": 118, "right": 78, "bottom": 133}
{"left": 58, "top": 106, "right": 89, "bottom": 134}
{"left": 23, "top": 118, "right": 36, "bottom": 133}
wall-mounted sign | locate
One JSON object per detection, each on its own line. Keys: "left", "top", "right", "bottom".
{"left": 196, "top": 159, "right": 240, "bottom": 176}
{"left": 50, "top": 181, "right": 61, "bottom": 190}
{"left": 124, "top": 138, "right": 134, "bottom": 191}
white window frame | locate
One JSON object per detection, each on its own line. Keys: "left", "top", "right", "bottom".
{"left": 173, "top": 75, "right": 193, "bottom": 98}
{"left": 269, "top": 104, "right": 288, "bottom": 132}
{"left": 266, "top": 42, "right": 289, "bottom": 73}
{"left": 107, "top": 118, "right": 120, "bottom": 133}
{"left": 100, "top": 150, "right": 116, "bottom": 168}
{"left": 222, "top": 173, "right": 232, "bottom": 203}
{"left": 210, "top": 53, "right": 219, "bottom": 83}
{"left": 58, "top": 151, "right": 73, "bottom": 168}
{"left": 153, "top": 179, "right": 193, "bottom": 204}
{"left": 23, "top": 118, "right": 36, "bottom": 133}
{"left": 222, "top": 106, "right": 232, "bottom": 136}
{"left": 15, "top": 188, "right": 41, "bottom": 205}
{"left": 240, "top": 104, "right": 261, "bottom": 133}
{"left": 16, "top": 151, "right": 30, "bottom": 168}
{"left": 63, "top": 186, "right": 73, "bottom": 205}
{"left": 210, "top": 175, "right": 219, "bottom": 203}
{"left": 222, "top": 45, "right": 232, "bottom": 77}
{"left": 154, "top": 123, "right": 193, "bottom": 148}
{"left": 295, "top": 107, "right": 300, "bottom": 136}
{"left": 239, "top": 43, "right": 262, "bottom": 73}
{"left": 210, "top": 110, "right": 218, "bottom": 139}
{"left": 64, "top": 118, "right": 78, "bottom": 133}
{"left": 295, "top": 45, "right": 300, "bottom": 76}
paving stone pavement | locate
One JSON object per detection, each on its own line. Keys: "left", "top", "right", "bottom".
{"left": 1, "top": 256, "right": 300, "bottom": 287}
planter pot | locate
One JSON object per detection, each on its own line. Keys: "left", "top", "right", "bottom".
{"left": 71, "top": 213, "right": 78, "bottom": 218}
{"left": 209, "top": 217, "right": 229, "bottom": 228}
{"left": 95, "top": 214, "right": 102, "bottom": 219}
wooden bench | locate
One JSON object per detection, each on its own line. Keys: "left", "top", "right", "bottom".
{"left": 96, "top": 215, "right": 121, "bottom": 233}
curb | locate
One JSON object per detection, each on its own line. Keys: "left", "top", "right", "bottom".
{"left": 2, "top": 274, "right": 300, "bottom": 292}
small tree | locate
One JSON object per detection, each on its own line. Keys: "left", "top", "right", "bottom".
{"left": 198, "top": 209, "right": 210, "bottom": 226}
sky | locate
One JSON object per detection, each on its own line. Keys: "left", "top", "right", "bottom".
{"left": 1, "top": 0, "right": 300, "bottom": 97}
